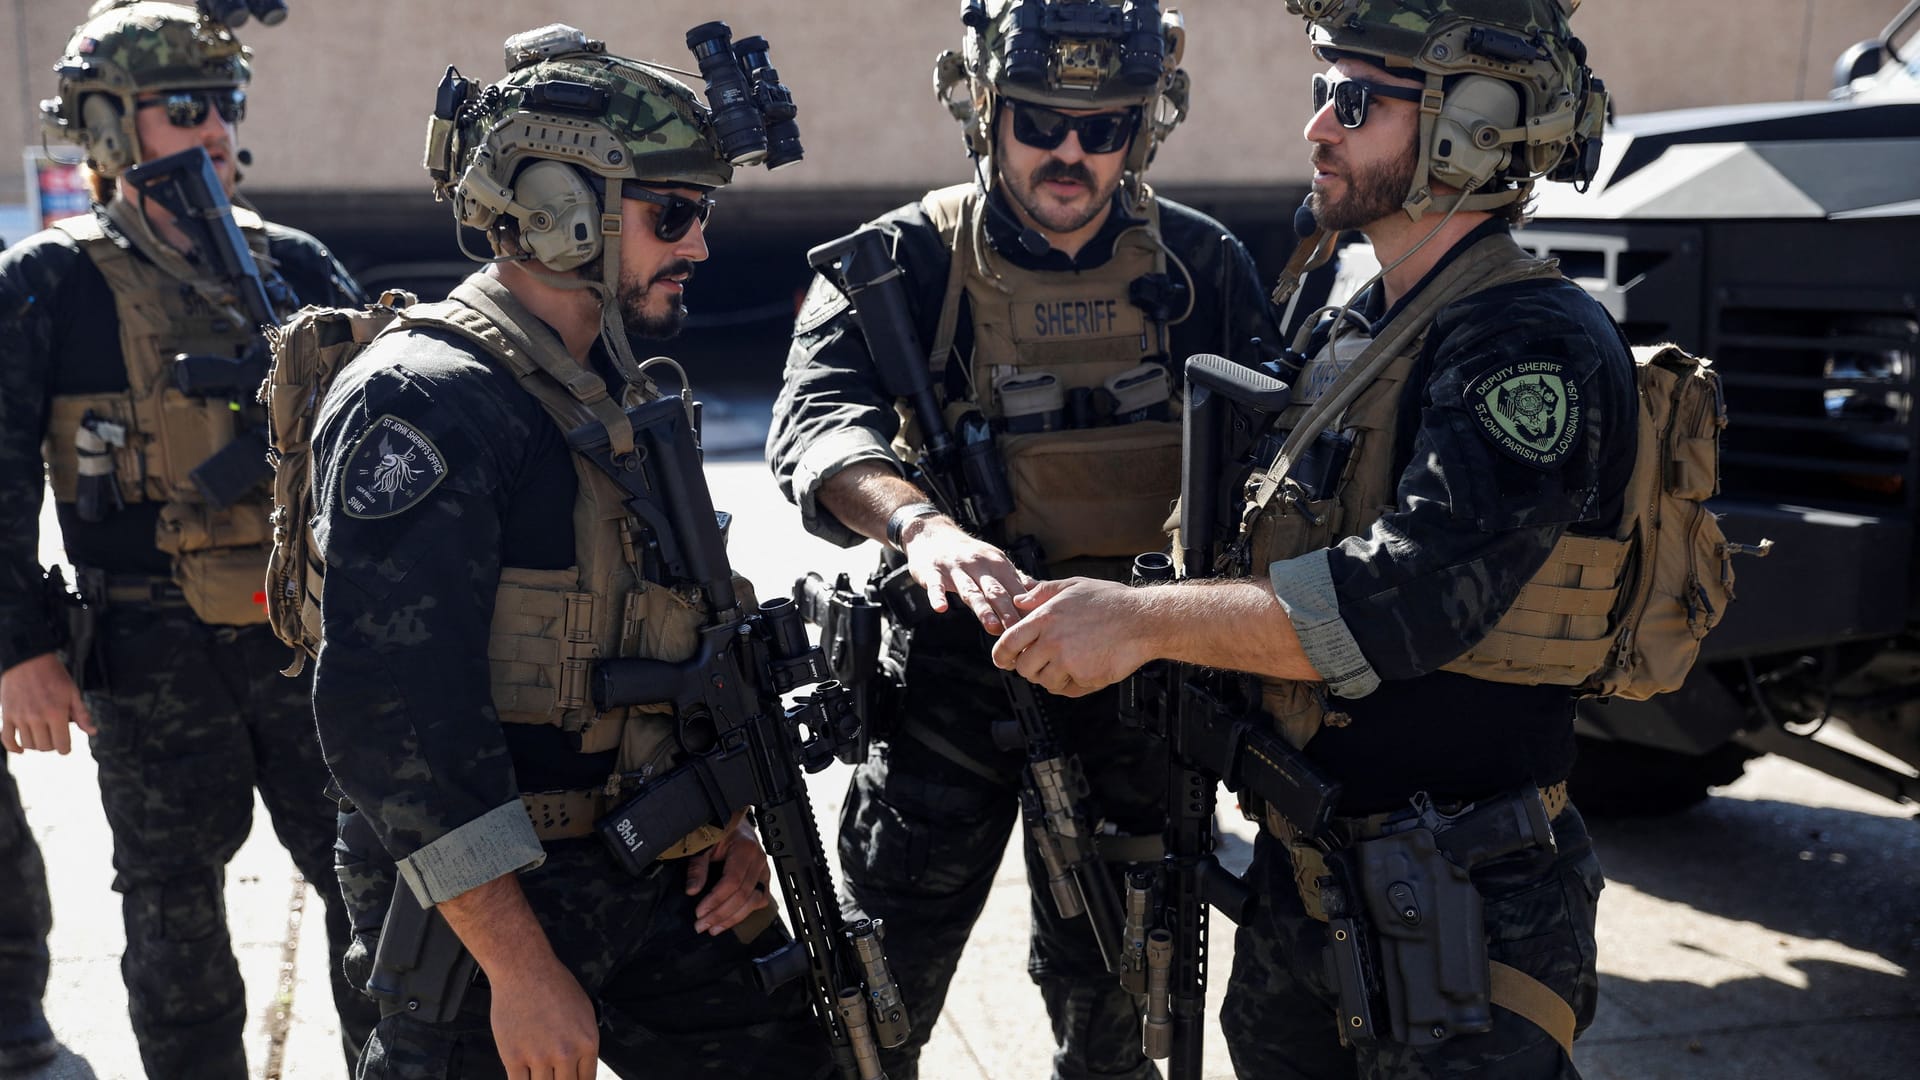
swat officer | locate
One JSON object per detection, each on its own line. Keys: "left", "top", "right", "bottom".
{"left": 994, "top": 1, "right": 1624, "bottom": 1076}
{"left": 768, "top": 3, "right": 1279, "bottom": 1076}
{"left": 307, "top": 24, "right": 830, "bottom": 1079}
{"left": 0, "top": 3, "right": 373, "bottom": 1076}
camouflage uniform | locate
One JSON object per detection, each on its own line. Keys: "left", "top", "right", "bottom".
{"left": 770, "top": 190, "right": 1280, "bottom": 1079}
{"left": 0, "top": 750, "right": 55, "bottom": 1066}
{"left": 0, "top": 210, "right": 373, "bottom": 1078}
{"left": 311, "top": 291, "right": 830, "bottom": 1080}
{"left": 1220, "top": 228, "right": 1628, "bottom": 1078}
{"left": 5, "top": 5, "right": 379, "bottom": 1070}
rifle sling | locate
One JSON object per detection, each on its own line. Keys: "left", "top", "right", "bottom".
{"left": 896, "top": 715, "right": 1004, "bottom": 784}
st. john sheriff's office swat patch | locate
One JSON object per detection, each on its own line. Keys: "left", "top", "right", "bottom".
{"left": 1467, "top": 360, "right": 1583, "bottom": 470}
{"left": 340, "top": 414, "right": 448, "bottom": 519}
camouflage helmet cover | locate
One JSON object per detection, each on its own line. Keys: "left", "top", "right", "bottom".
{"left": 935, "top": 0, "right": 1191, "bottom": 179}
{"left": 1289, "top": 0, "right": 1605, "bottom": 204}
{"left": 425, "top": 25, "right": 732, "bottom": 264}
{"left": 433, "top": 27, "right": 733, "bottom": 197}
{"left": 42, "top": 1, "right": 252, "bottom": 174}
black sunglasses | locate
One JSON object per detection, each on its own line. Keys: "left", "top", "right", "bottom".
{"left": 1312, "top": 73, "right": 1422, "bottom": 130}
{"left": 136, "top": 88, "right": 247, "bottom": 129}
{"left": 1007, "top": 100, "right": 1138, "bottom": 155}
{"left": 619, "top": 182, "right": 715, "bottom": 242}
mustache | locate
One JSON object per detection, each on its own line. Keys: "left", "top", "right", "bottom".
{"left": 1309, "top": 146, "right": 1336, "bottom": 172}
{"left": 1030, "top": 160, "right": 1096, "bottom": 189}
{"left": 651, "top": 259, "right": 697, "bottom": 287}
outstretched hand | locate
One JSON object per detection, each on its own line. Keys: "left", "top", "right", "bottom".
{"left": 989, "top": 577, "right": 1154, "bottom": 697}
{"left": 900, "top": 516, "right": 1036, "bottom": 635}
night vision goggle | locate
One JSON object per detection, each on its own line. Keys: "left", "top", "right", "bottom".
{"left": 197, "top": 0, "right": 287, "bottom": 29}
{"left": 967, "top": 0, "right": 1169, "bottom": 91}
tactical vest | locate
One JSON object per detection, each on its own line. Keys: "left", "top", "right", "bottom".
{"left": 915, "top": 184, "right": 1183, "bottom": 565}
{"left": 1241, "top": 232, "right": 1630, "bottom": 748}
{"left": 276, "top": 276, "right": 724, "bottom": 849}
{"left": 44, "top": 200, "right": 280, "bottom": 626}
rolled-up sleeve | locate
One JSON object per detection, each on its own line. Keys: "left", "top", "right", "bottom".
{"left": 310, "top": 347, "right": 545, "bottom": 902}
{"left": 766, "top": 308, "right": 909, "bottom": 549}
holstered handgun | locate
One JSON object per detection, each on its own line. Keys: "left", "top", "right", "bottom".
{"left": 1319, "top": 787, "right": 1557, "bottom": 1048}
{"left": 365, "top": 879, "right": 479, "bottom": 1023}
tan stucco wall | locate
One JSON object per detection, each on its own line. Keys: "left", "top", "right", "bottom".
{"left": 1, "top": 0, "right": 1905, "bottom": 203}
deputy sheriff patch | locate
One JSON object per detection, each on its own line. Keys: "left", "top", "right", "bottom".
{"left": 1467, "top": 360, "right": 1583, "bottom": 470}
{"left": 340, "top": 414, "right": 448, "bottom": 519}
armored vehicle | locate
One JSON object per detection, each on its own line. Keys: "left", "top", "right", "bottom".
{"left": 1519, "top": 2, "right": 1920, "bottom": 813}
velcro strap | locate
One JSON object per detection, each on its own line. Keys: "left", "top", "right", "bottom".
{"left": 1489, "top": 960, "right": 1576, "bottom": 1060}
{"left": 488, "top": 635, "right": 560, "bottom": 666}
{"left": 1465, "top": 631, "right": 1614, "bottom": 670}
{"left": 1549, "top": 535, "right": 1630, "bottom": 571}
{"left": 1508, "top": 581, "right": 1617, "bottom": 618}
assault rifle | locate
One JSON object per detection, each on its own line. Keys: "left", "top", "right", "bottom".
{"left": 1121, "top": 354, "right": 1344, "bottom": 1079}
{"left": 803, "top": 227, "right": 1128, "bottom": 974}
{"left": 572, "top": 395, "right": 908, "bottom": 1080}
{"left": 119, "top": 145, "right": 280, "bottom": 509}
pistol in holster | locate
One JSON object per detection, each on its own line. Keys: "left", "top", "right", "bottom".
{"left": 1316, "top": 786, "right": 1557, "bottom": 1048}
{"left": 366, "top": 878, "right": 480, "bottom": 1023}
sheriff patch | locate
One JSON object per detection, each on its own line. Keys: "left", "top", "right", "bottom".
{"left": 340, "top": 414, "right": 448, "bottom": 519}
{"left": 1009, "top": 296, "right": 1147, "bottom": 344}
{"left": 1467, "top": 360, "right": 1582, "bottom": 470}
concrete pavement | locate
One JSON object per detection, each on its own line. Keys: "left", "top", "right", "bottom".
{"left": 5, "top": 458, "right": 1917, "bottom": 1079}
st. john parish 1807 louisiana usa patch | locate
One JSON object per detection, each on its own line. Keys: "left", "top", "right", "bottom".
{"left": 340, "top": 414, "right": 448, "bottom": 519}
{"left": 1467, "top": 360, "right": 1582, "bottom": 470}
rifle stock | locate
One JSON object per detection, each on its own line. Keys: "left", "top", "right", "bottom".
{"left": 122, "top": 146, "right": 277, "bottom": 329}
{"left": 121, "top": 146, "right": 281, "bottom": 508}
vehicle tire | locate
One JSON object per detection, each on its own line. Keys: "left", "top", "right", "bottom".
{"left": 1567, "top": 736, "right": 1755, "bottom": 817}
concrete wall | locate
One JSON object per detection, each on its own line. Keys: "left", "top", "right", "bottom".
{"left": 0, "top": 0, "right": 1905, "bottom": 203}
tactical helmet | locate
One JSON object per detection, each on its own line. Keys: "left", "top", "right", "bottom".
{"left": 425, "top": 24, "right": 734, "bottom": 275}
{"left": 935, "top": 0, "right": 1191, "bottom": 191}
{"left": 1288, "top": 0, "right": 1606, "bottom": 218}
{"left": 40, "top": 1, "right": 252, "bottom": 177}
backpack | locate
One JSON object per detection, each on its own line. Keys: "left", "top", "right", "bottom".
{"left": 1585, "top": 343, "right": 1756, "bottom": 700}
{"left": 259, "top": 290, "right": 416, "bottom": 673}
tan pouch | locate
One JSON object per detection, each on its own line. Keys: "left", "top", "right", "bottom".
{"left": 151, "top": 389, "right": 241, "bottom": 500}
{"left": 171, "top": 544, "right": 271, "bottom": 626}
{"left": 490, "top": 567, "right": 596, "bottom": 727}
{"left": 1001, "top": 421, "right": 1181, "bottom": 561}
{"left": 155, "top": 500, "right": 272, "bottom": 555}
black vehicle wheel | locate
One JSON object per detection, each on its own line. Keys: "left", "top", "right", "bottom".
{"left": 1567, "top": 736, "right": 1756, "bottom": 817}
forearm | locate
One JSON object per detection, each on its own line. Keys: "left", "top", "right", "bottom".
{"left": 817, "top": 460, "right": 946, "bottom": 548}
{"left": 1141, "top": 578, "right": 1321, "bottom": 682}
{"left": 434, "top": 872, "right": 565, "bottom": 984}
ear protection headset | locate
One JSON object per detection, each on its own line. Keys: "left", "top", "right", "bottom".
{"left": 441, "top": 102, "right": 630, "bottom": 274}
{"left": 1428, "top": 74, "right": 1524, "bottom": 192}
{"left": 74, "top": 94, "right": 141, "bottom": 175}
{"left": 453, "top": 155, "right": 605, "bottom": 272}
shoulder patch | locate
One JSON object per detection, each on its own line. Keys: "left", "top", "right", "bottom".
{"left": 1466, "top": 359, "right": 1584, "bottom": 470}
{"left": 793, "top": 276, "right": 851, "bottom": 336}
{"left": 340, "top": 414, "right": 449, "bottom": 519}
